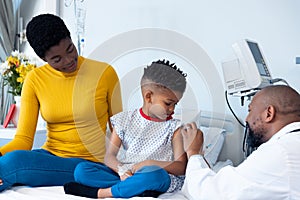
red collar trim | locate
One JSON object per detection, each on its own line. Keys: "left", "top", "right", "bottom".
{"left": 139, "top": 108, "right": 173, "bottom": 122}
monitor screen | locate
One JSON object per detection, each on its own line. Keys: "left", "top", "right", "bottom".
{"left": 247, "top": 41, "right": 269, "bottom": 76}
{"left": 222, "top": 39, "right": 273, "bottom": 95}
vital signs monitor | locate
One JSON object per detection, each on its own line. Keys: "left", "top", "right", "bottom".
{"left": 222, "top": 39, "right": 273, "bottom": 96}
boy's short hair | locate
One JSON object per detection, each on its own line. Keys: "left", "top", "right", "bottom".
{"left": 26, "top": 14, "right": 71, "bottom": 58}
{"left": 141, "top": 59, "right": 187, "bottom": 93}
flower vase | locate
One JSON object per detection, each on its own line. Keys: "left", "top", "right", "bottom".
{"left": 12, "top": 96, "right": 21, "bottom": 127}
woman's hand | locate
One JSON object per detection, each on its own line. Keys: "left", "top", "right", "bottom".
{"left": 181, "top": 122, "right": 204, "bottom": 158}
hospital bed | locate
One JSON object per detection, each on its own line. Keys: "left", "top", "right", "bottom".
{"left": 0, "top": 110, "right": 244, "bottom": 200}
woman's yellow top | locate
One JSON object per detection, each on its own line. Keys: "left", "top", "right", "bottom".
{"left": 0, "top": 56, "right": 122, "bottom": 162}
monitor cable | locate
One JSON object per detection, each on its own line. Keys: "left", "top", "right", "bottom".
{"left": 225, "top": 90, "right": 246, "bottom": 128}
{"left": 269, "top": 78, "right": 289, "bottom": 86}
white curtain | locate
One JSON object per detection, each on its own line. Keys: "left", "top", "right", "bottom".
{"left": 0, "top": 0, "right": 18, "bottom": 124}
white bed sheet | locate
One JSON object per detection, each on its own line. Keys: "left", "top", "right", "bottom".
{"left": 0, "top": 186, "right": 188, "bottom": 200}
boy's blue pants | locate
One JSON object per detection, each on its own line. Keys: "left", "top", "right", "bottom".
{"left": 74, "top": 161, "right": 171, "bottom": 198}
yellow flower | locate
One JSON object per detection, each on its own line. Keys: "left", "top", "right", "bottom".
{"left": 0, "top": 50, "right": 36, "bottom": 96}
{"left": 7, "top": 56, "right": 20, "bottom": 67}
{"left": 17, "top": 77, "right": 24, "bottom": 83}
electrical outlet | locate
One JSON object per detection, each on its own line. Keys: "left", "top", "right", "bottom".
{"left": 296, "top": 57, "right": 300, "bottom": 64}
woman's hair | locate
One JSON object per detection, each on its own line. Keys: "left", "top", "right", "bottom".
{"left": 26, "top": 14, "right": 71, "bottom": 58}
{"left": 141, "top": 59, "right": 187, "bottom": 93}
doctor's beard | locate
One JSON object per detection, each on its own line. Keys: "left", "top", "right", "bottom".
{"left": 245, "top": 123, "right": 264, "bottom": 148}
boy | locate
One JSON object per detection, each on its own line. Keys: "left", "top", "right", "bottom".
{"left": 64, "top": 59, "right": 190, "bottom": 198}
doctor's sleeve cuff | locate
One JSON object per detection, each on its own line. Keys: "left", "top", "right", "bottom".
{"left": 182, "top": 154, "right": 214, "bottom": 199}
{"left": 187, "top": 154, "right": 210, "bottom": 171}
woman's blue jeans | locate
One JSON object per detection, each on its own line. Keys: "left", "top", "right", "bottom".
{"left": 0, "top": 149, "right": 86, "bottom": 192}
{"left": 74, "top": 162, "right": 171, "bottom": 198}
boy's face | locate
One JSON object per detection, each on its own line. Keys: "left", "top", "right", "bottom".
{"left": 148, "top": 87, "right": 183, "bottom": 120}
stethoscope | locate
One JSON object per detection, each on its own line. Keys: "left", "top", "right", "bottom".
{"left": 289, "top": 129, "right": 300, "bottom": 133}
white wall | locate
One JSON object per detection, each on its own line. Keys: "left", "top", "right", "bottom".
{"left": 28, "top": 0, "right": 300, "bottom": 123}
{"left": 20, "top": 0, "right": 59, "bottom": 61}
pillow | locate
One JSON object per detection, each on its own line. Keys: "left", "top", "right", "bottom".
{"left": 200, "top": 126, "right": 226, "bottom": 167}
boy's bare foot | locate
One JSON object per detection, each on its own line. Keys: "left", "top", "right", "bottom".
{"left": 97, "top": 188, "right": 113, "bottom": 198}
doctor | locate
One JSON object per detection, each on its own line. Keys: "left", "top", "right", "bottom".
{"left": 181, "top": 85, "right": 300, "bottom": 199}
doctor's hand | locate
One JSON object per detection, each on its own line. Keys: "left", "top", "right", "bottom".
{"left": 181, "top": 122, "right": 204, "bottom": 158}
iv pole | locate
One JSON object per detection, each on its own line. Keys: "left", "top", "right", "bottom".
{"left": 64, "top": 0, "right": 86, "bottom": 56}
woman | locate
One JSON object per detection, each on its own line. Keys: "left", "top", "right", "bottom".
{"left": 0, "top": 13, "right": 122, "bottom": 192}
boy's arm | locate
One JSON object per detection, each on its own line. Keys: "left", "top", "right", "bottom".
{"left": 131, "top": 128, "right": 187, "bottom": 176}
{"left": 104, "top": 128, "right": 122, "bottom": 173}
{"left": 165, "top": 127, "right": 188, "bottom": 175}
